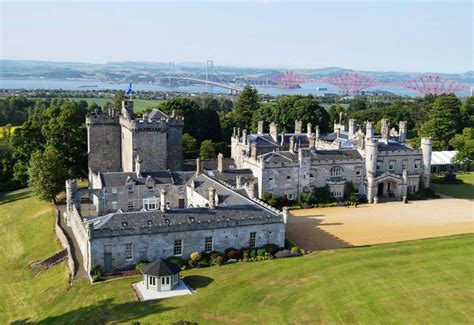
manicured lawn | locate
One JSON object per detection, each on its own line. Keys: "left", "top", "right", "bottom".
{"left": 431, "top": 172, "right": 474, "bottom": 199}
{"left": 68, "top": 97, "right": 164, "bottom": 113}
{"left": 1, "top": 189, "right": 473, "bottom": 324}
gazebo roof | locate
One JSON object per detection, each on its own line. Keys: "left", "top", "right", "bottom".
{"left": 141, "top": 259, "right": 180, "bottom": 277}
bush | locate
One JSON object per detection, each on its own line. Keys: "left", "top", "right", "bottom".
{"left": 424, "top": 187, "right": 438, "bottom": 198}
{"left": 250, "top": 248, "right": 257, "bottom": 258}
{"left": 135, "top": 261, "right": 149, "bottom": 272}
{"left": 198, "top": 258, "right": 210, "bottom": 267}
{"left": 225, "top": 247, "right": 241, "bottom": 260}
{"left": 285, "top": 238, "right": 297, "bottom": 250}
{"left": 261, "top": 244, "right": 280, "bottom": 255}
{"left": 166, "top": 256, "right": 182, "bottom": 267}
{"left": 211, "top": 255, "right": 223, "bottom": 266}
{"left": 274, "top": 249, "right": 297, "bottom": 258}
{"left": 257, "top": 248, "right": 267, "bottom": 257}
{"left": 209, "top": 251, "right": 222, "bottom": 260}
{"left": 290, "top": 246, "right": 302, "bottom": 256}
{"left": 90, "top": 263, "right": 102, "bottom": 276}
{"left": 241, "top": 248, "right": 250, "bottom": 259}
{"left": 92, "top": 274, "right": 102, "bottom": 282}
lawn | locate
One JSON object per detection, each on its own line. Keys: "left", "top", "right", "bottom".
{"left": 1, "top": 189, "right": 473, "bottom": 324}
{"left": 431, "top": 172, "right": 474, "bottom": 199}
{"left": 68, "top": 97, "right": 164, "bottom": 113}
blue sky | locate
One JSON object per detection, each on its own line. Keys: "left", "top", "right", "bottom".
{"left": 1, "top": 1, "right": 472, "bottom": 73}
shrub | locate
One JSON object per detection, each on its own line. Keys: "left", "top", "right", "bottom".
{"left": 166, "top": 256, "right": 182, "bottom": 267}
{"left": 92, "top": 274, "right": 102, "bottom": 282}
{"left": 90, "top": 263, "right": 102, "bottom": 276}
{"left": 285, "top": 238, "right": 297, "bottom": 250}
{"left": 257, "top": 248, "right": 266, "bottom": 257}
{"left": 242, "top": 248, "right": 250, "bottom": 259}
{"left": 135, "top": 262, "right": 148, "bottom": 272}
{"left": 274, "top": 249, "right": 294, "bottom": 258}
{"left": 211, "top": 255, "right": 223, "bottom": 266}
{"left": 424, "top": 187, "right": 438, "bottom": 198}
{"left": 250, "top": 248, "right": 257, "bottom": 258}
{"left": 261, "top": 244, "right": 280, "bottom": 255}
{"left": 290, "top": 246, "right": 302, "bottom": 255}
{"left": 190, "top": 252, "right": 201, "bottom": 262}
{"left": 198, "top": 258, "right": 210, "bottom": 267}
{"left": 209, "top": 251, "right": 222, "bottom": 260}
{"left": 225, "top": 247, "right": 240, "bottom": 260}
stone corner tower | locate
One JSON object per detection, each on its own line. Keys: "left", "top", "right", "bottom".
{"left": 420, "top": 137, "right": 433, "bottom": 188}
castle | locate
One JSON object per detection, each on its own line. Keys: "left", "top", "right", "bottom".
{"left": 229, "top": 116, "right": 433, "bottom": 203}
{"left": 64, "top": 100, "right": 286, "bottom": 276}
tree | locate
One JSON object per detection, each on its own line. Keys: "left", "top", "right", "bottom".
{"left": 461, "top": 96, "right": 474, "bottom": 128}
{"left": 347, "top": 96, "right": 367, "bottom": 113}
{"left": 420, "top": 94, "right": 462, "bottom": 150}
{"left": 449, "top": 128, "right": 474, "bottom": 166}
{"left": 199, "top": 140, "right": 216, "bottom": 159}
{"left": 28, "top": 146, "right": 67, "bottom": 203}
{"left": 113, "top": 91, "right": 125, "bottom": 112}
{"left": 229, "top": 86, "right": 260, "bottom": 129}
{"left": 182, "top": 133, "right": 198, "bottom": 159}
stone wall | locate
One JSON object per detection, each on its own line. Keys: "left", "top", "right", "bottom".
{"left": 67, "top": 206, "right": 90, "bottom": 271}
{"left": 55, "top": 209, "right": 75, "bottom": 280}
{"left": 90, "top": 222, "right": 285, "bottom": 272}
{"left": 167, "top": 122, "right": 183, "bottom": 170}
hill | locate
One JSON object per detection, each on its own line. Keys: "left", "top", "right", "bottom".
{"left": 0, "top": 189, "right": 473, "bottom": 324}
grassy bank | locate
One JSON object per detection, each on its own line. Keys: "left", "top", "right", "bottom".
{"left": 431, "top": 172, "right": 474, "bottom": 199}
{"left": 1, "top": 189, "right": 473, "bottom": 324}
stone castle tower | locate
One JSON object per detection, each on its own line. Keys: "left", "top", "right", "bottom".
{"left": 86, "top": 100, "right": 184, "bottom": 174}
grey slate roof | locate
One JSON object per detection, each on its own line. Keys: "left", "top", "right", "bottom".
{"left": 377, "top": 140, "right": 415, "bottom": 152}
{"left": 141, "top": 259, "right": 180, "bottom": 276}
{"left": 311, "top": 149, "right": 362, "bottom": 161}
{"left": 100, "top": 171, "right": 194, "bottom": 187}
{"left": 182, "top": 158, "right": 237, "bottom": 172}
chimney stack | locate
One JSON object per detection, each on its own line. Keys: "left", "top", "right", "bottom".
{"left": 217, "top": 153, "right": 224, "bottom": 172}
{"left": 135, "top": 156, "right": 142, "bottom": 177}
{"left": 294, "top": 120, "right": 302, "bottom": 134}
{"left": 236, "top": 175, "right": 242, "bottom": 188}
{"left": 366, "top": 121, "right": 374, "bottom": 139}
{"left": 381, "top": 118, "right": 390, "bottom": 144}
{"left": 399, "top": 121, "right": 407, "bottom": 143}
{"left": 160, "top": 189, "right": 167, "bottom": 212}
{"left": 336, "top": 127, "right": 341, "bottom": 139}
{"left": 348, "top": 119, "right": 356, "bottom": 139}
{"left": 257, "top": 121, "right": 264, "bottom": 135}
{"left": 208, "top": 187, "right": 216, "bottom": 209}
{"left": 196, "top": 157, "right": 202, "bottom": 175}
{"left": 242, "top": 129, "right": 248, "bottom": 145}
{"left": 289, "top": 136, "right": 295, "bottom": 153}
{"left": 307, "top": 123, "right": 313, "bottom": 136}
{"left": 269, "top": 122, "right": 278, "bottom": 142}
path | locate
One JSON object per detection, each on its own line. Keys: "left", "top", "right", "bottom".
{"left": 287, "top": 197, "right": 474, "bottom": 251}
{"left": 57, "top": 204, "right": 88, "bottom": 280}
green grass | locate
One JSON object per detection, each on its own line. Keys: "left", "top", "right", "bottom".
{"left": 430, "top": 172, "right": 474, "bottom": 199}
{"left": 1, "top": 189, "right": 473, "bottom": 324}
{"left": 68, "top": 98, "right": 164, "bottom": 113}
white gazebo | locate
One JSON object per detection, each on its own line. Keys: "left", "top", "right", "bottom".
{"left": 141, "top": 259, "right": 181, "bottom": 292}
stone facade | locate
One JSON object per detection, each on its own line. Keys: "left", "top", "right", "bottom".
{"left": 86, "top": 100, "right": 184, "bottom": 175}
{"left": 230, "top": 119, "right": 433, "bottom": 203}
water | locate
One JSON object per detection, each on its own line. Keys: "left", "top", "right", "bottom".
{"left": 0, "top": 78, "right": 469, "bottom": 97}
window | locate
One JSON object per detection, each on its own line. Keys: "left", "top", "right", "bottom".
{"left": 149, "top": 276, "right": 156, "bottom": 286}
{"left": 128, "top": 201, "right": 134, "bottom": 210}
{"left": 174, "top": 239, "right": 183, "bottom": 256}
{"left": 148, "top": 184, "right": 154, "bottom": 191}
{"left": 112, "top": 187, "right": 117, "bottom": 194}
{"left": 402, "top": 160, "right": 408, "bottom": 170}
{"left": 355, "top": 168, "right": 361, "bottom": 176}
{"left": 287, "top": 175, "right": 291, "bottom": 180}
{"left": 249, "top": 232, "right": 256, "bottom": 248}
{"left": 330, "top": 166, "right": 343, "bottom": 177}
{"left": 268, "top": 177, "right": 273, "bottom": 181}
{"left": 112, "top": 201, "right": 117, "bottom": 210}
{"left": 389, "top": 160, "right": 395, "bottom": 170}
{"left": 161, "top": 277, "right": 166, "bottom": 285}
{"left": 127, "top": 183, "right": 134, "bottom": 192}
{"left": 204, "top": 237, "right": 213, "bottom": 252}
{"left": 125, "top": 243, "right": 133, "bottom": 260}
{"left": 288, "top": 193, "right": 294, "bottom": 200}
{"left": 143, "top": 198, "right": 159, "bottom": 210}
{"left": 310, "top": 173, "right": 314, "bottom": 178}
{"left": 414, "top": 160, "right": 420, "bottom": 169}
{"left": 376, "top": 162, "right": 382, "bottom": 170}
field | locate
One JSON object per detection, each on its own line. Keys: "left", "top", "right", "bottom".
{"left": 68, "top": 97, "right": 163, "bottom": 113}
{"left": 431, "top": 172, "right": 474, "bottom": 199}
{"left": 1, "top": 189, "right": 473, "bottom": 324}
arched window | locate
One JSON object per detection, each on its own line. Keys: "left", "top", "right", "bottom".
{"left": 330, "top": 166, "right": 343, "bottom": 177}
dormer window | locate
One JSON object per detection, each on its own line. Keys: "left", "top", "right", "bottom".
{"left": 147, "top": 220, "right": 153, "bottom": 226}
{"left": 148, "top": 184, "right": 154, "bottom": 191}
{"left": 127, "top": 183, "right": 134, "bottom": 192}
{"left": 112, "top": 187, "right": 117, "bottom": 194}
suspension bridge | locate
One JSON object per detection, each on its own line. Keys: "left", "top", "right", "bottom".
{"left": 163, "top": 61, "right": 472, "bottom": 96}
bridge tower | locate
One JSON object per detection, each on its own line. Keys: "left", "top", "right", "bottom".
{"left": 206, "top": 59, "right": 214, "bottom": 93}
{"left": 168, "top": 61, "right": 175, "bottom": 87}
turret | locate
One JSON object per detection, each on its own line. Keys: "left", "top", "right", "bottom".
{"left": 365, "top": 138, "right": 378, "bottom": 203}
{"left": 270, "top": 122, "right": 278, "bottom": 142}
{"left": 421, "top": 137, "right": 433, "bottom": 188}
{"left": 135, "top": 155, "right": 142, "bottom": 177}
{"left": 289, "top": 136, "right": 295, "bottom": 153}
{"left": 217, "top": 153, "right": 224, "bottom": 172}
{"left": 381, "top": 118, "right": 390, "bottom": 144}
{"left": 121, "top": 100, "right": 134, "bottom": 120}
{"left": 65, "top": 179, "right": 78, "bottom": 214}
{"left": 399, "top": 121, "right": 407, "bottom": 143}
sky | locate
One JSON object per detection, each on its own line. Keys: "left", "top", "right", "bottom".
{"left": 1, "top": 0, "right": 472, "bottom": 73}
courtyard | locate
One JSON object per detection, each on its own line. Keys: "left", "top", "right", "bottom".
{"left": 287, "top": 197, "right": 474, "bottom": 251}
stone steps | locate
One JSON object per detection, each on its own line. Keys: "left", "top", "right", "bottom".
{"left": 30, "top": 249, "right": 68, "bottom": 277}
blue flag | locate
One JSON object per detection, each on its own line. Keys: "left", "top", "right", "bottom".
{"left": 125, "top": 83, "right": 133, "bottom": 95}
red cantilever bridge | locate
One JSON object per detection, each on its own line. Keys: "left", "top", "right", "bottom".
{"left": 266, "top": 70, "right": 472, "bottom": 95}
